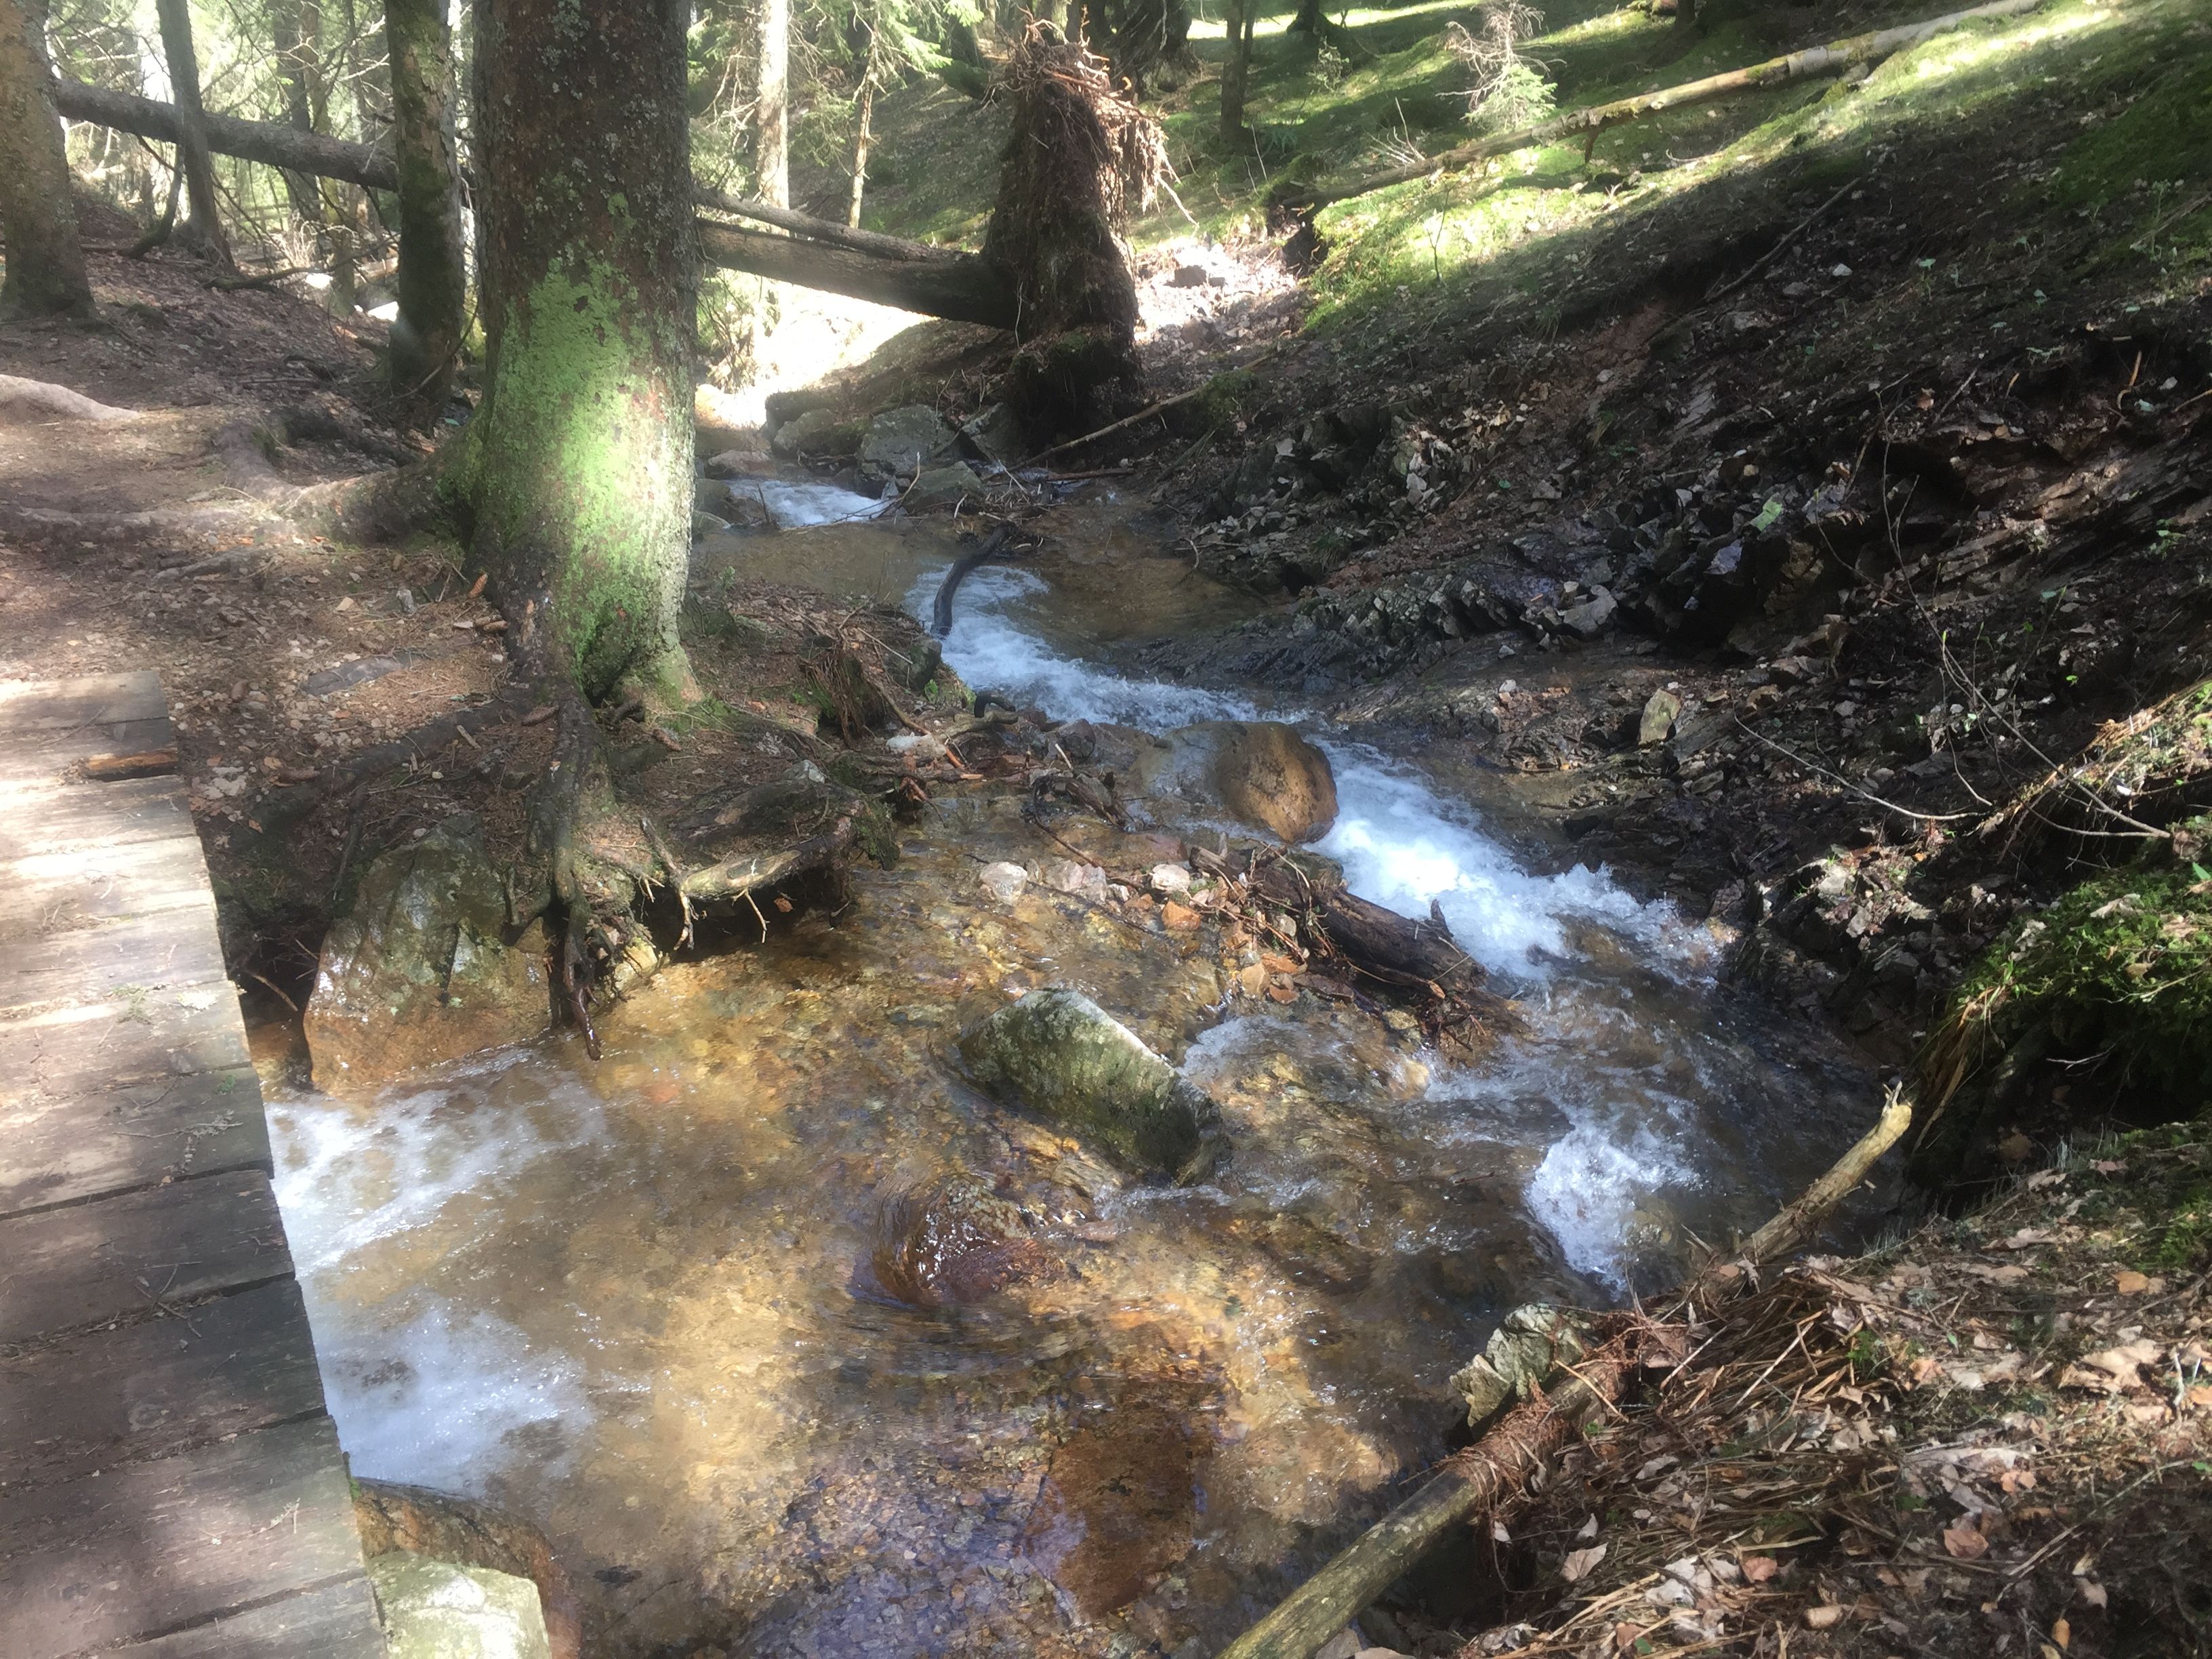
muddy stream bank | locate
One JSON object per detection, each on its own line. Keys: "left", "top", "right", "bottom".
{"left": 268, "top": 492, "right": 1877, "bottom": 1658}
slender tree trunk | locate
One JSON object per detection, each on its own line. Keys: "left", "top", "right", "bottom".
{"left": 756, "top": 0, "right": 789, "bottom": 209}
{"left": 271, "top": 0, "right": 320, "bottom": 219}
{"left": 470, "top": 0, "right": 695, "bottom": 702}
{"left": 384, "top": 0, "right": 465, "bottom": 410}
{"left": 0, "top": 0, "right": 91, "bottom": 316}
{"left": 1219, "top": 0, "right": 1252, "bottom": 141}
{"left": 846, "top": 72, "right": 875, "bottom": 229}
{"left": 153, "top": 0, "right": 232, "bottom": 269}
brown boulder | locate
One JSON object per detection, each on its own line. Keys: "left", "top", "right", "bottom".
{"left": 1136, "top": 720, "right": 1339, "bottom": 844}
{"left": 354, "top": 1479, "right": 581, "bottom": 1659}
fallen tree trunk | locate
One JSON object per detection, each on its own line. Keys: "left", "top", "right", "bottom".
{"left": 53, "top": 74, "right": 968, "bottom": 270}
{"left": 695, "top": 220, "right": 1017, "bottom": 328}
{"left": 1213, "top": 1088, "right": 1916, "bottom": 1659}
{"left": 1273, "top": 0, "right": 2043, "bottom": 211}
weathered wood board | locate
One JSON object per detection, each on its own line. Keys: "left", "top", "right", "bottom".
{"left": 0, "top": 674, "right": 382, "bottom": 1658}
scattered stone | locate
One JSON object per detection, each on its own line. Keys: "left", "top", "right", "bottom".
{"left": 957, "top": 989, "right": 1227, "bottom": 1181}
{"left": 1170, "top": 264, "right": 1209, "bottom": 287}
{"left": 1638, "top": 690, "right": 1683, "bottom": 747}
{"left": 303, "top": 815, "right": 550, "bottom": 1098}
{"left": 1149, "top": 862, "right": 1193, "bottom": 897}
{"left": 702, "top": 447, "right": 776, "bottom": 478}
{"left": 886, "top": 732, "right": 948, "bottom": 760}
{"left": 977, "top": 861, "right": 1029, "bottom": 905}
{"left": 1557, "top": 586, "right": 1616, "bottom": 640}
{"left": 1161, "top": 901, "right": 1201, "bottom": 931}
{"left": 367, "top": 1552, "right": 552, "bottom": 1659}
{"left": 1042, "top": 858, "right": 1109, "bottom": 899}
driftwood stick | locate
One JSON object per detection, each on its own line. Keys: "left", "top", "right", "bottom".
{"left": 1213, "top": 1090, "right": 1913, "bottom": 1659}
{"left": 1023, "top": 344, "right": 1286, "bottom": 466}
{"left": 1216, "top": 1339, "right": 1633, "bottom": 1659}
{"left": 1273, "top": 0, "right": 2041, "bottom": 212}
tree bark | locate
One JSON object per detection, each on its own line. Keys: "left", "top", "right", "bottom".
{"left": 847, "top": 75, "right": 875, "bottom": 230}
{"left": 1219, "top": 0, "right": 1253, "bottom": 141}
{"left": 756, "top": 0, "right": 790, "bottom": 209}
{"left": 470, "top": 0, "right": 695, "bottom": 702}
{"left": 1278, "top": 0, "right": 2044, "bottom": 211}
{"left": 152, "top": 0, "right": 232, "bottom": 269}
{"left": 384, "top": 0, "right": 466, "bottom": 410}
{"left": 0, "top": 0, "right": 91, "bottom": 317}
{"left": 695, "top": 220, "right": 1017, "bottom": 328}
{"left": 269, "top": 0, "right": 321, "bottom": 219}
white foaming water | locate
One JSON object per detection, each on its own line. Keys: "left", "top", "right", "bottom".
{"left": 917, "top": 563, "right": 1262, "bottom": 728}
{"left": 909, "top": 552, "right": 1737, "bottom": 1287}
{"left": 740, "top": 479, "right": 887, "bottom": 529}
{"left": 269, "top": 1064, "right": 606, "bottom": 1492}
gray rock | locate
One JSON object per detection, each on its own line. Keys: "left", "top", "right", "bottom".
{"left": 1638, "top": 689, "right": 1682, "bottom": 747}
{"left": 858, "top": 405, "right": 958, "bottom": 483}
{"left": 1134, "top": 721, "right": 1339, "bottom": 844}
{"left": 1450, "top": 1303, "right": 1597, "bottom": 1430}
{"left": 905, "top": 462, "right": 984, "bottom": 508}
{"left": 1042, "top": 858, "right": 1109, "bottom": 899}
{"left": 957, "top": 989, "right": 1227, "bottom": 1183}
{"left": 702, "top": 447, "right": 775, "bottom": 478}
{"left": 369, "top": 1552, "right": 552, "bottom": 1659}
{"left": 1557, "top": 586, "right": 1616, "bottom": 640}
{"left": 770, "top": 407, "right": 861, "bottom": 461}
{"left": 304, "top": 815, "right": 549, "bottom": 1098}
{"left": 977, "top": 861, "right": 1028, "bottom": 904}
{"left": 958, "top": 403, "right": 1023, "bottom": 465}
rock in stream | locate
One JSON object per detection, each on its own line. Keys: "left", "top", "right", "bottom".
{"left": 956, "top": 989, "right": 1227, "bottom": 1183}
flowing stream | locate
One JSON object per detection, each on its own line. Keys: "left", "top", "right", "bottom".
{"left": 270, "top": 492, "right": 1873, "bottom": 1657}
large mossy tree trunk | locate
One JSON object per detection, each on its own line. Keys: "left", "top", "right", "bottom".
{"left": 153, "top": 0, "right": 232, "bottom": 270}
{"left": 470, "top": 0, "right": 696, "bottom": 703}
{"left": 384, "top": 0, "right": 465, "bottom": 411}
{"left": 0, "top": 0, "right": 91, "bottom": 318}
{"left": 980, "top": 33, "right": 1151, "bottom": 440}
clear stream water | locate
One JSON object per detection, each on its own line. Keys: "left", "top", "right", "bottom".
{"left": 269, "top": 493, "right": 1872, "bottom": 1657}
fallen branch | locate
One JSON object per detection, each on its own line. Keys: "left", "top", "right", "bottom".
{"left": 1023, "top": 344, "right": 1284, "bottom": 466}
{"left": 1704, "top": 175, "right": 1857, "bottom": 303}
{"left": 1273, "top": 0, "right": 2042, "bottom": 212}
{"left": 1214, "top": 1088, "right": 1914, "bottom": 1659}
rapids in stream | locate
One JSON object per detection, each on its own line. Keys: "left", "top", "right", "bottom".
{"left": 269, "top": 492, "right": 1874, "bottom": 1657}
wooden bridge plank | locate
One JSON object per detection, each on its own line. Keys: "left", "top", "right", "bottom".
{"left": 0, "top": 903, "right": 230, "bottom": 1018}
{"left": 0, "top": 1279, "right": 325, "bottom": 1488}
{"left": 0, "top": 715, "right": 176, "bottom": 784}
{"left": 0, "top": 672, "right": 167, "bottom": 736}
{"left": 0, "top": 773, "right": 193, "bottom": 861}
{"left": 108, "top": 1578, "right": 387, "bottom": 1659}
{"left": 0, "top": 990, "right": 253, "bottom": 1092}
{"left": 0, "top": 1416, "right": 369, "bottom": 1659}
{"left": 0, "top": 1062, "right": 269, "bottom": 1220}
{"left": 0, "top": 1173, "right": 293, "bottom": 1346}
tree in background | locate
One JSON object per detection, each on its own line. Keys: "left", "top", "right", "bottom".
{"left": 1218, "top": 0, "right": 1254, "bottom": 140}
{"left": 152, "top": 0, "right": 233, "bottom": 268}
{"left": 384, "top": 0, "right": 464, "bottom": 409}
{"left": 0, "top": 0, "right": 93, "bottom": 316}
{"left": 756, "top": 0, "right": 791, "bottom": 207}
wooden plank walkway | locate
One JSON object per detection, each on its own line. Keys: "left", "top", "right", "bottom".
{"left": 0, "top": 674, "right": 386, "bottom": 1659}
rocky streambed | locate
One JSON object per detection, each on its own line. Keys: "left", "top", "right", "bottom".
{"left": 266, "top": 491, "right": 1881, "bottom": 1658}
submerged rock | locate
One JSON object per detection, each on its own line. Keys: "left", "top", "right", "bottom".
{"left": 303, "top": 815, "right": 548, "bottom": 1098}
{"left": 368, "top": 1552, "right": 552, "bottom": 1659}
{"left": 869, "top": 1174, "right": 1052, "bottom": 1307}
{"left": 957, "top": 989, "right": 1226, "bottom": 1183}
{"left": 1136, "top": 720, "right": 1339, "bottom": 844}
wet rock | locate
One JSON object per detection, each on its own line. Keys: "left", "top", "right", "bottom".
{"left": 870, "top": 1174, "right": 1051, "bottom": 1307}
{"left": 1638, "top": 690, "right": 1682, "bottom": 747}
{"left": 1022, "top": 1370, "right": 1209, "bottom": 1616}
{"left": 977, "top": 861, "right": 1029, "bottom": 904}
{"left": 957, "top": 989, "right": 1227, "bottom": 1183}
{"left": 1136, "top": 721, "right": 1338, "bottom": 844}
{"left": 905, "top": 461, "right": 984, "bottom": 508}
{"left": 769, "top": 407, "right": 859, "bottom": 460}
{"left": 367, "top": 1552, "right": 552, "bottom": 1659}
{"left": 857, "top": 405, "right": 958, "bottom": 485}
{"left": 1042, "top": 858, "right": 1109, "bottom": 899}
{"left": 355, "top": 1481, "right": 581, "bottom": 1659}
{"left": 304, "top": 815, "right": 549, "bottom": 1098}
{"left": 1149, "top": 862, "right": 1192, "bottom": 897}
